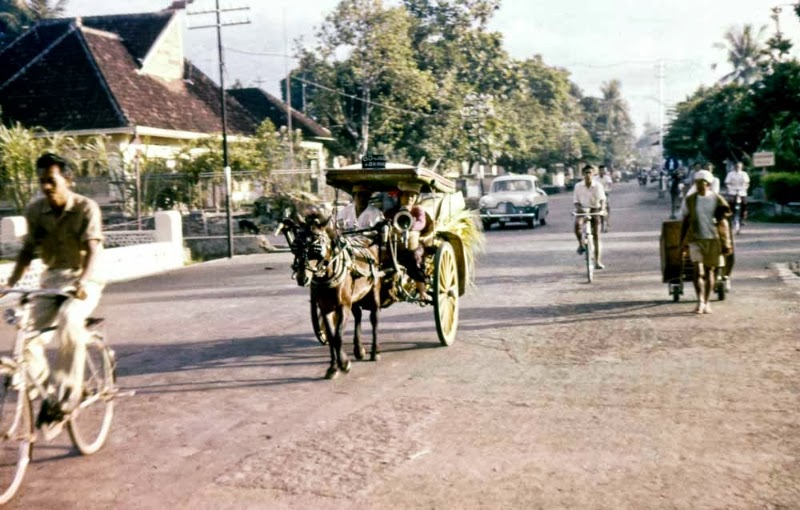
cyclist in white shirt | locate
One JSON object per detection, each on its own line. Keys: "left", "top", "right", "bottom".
{"left": 335, "top": 184, "right": 384, "bottom": 230}
{"left": 724, "top": 162, "right": 750, "bottom": 224}
{"left": 573, "top": 165, "right": 607, "bottom": 269}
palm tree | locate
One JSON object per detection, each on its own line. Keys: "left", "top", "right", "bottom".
{"left": 0, "top": 0, "right": 68, "bottom": 45}
{"left": 714, "top": 24, "right": 767, "bottom": 85}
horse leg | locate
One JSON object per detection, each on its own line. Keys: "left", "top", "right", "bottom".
{"left": 369, "top": 307, "right": 380, "bottom": 362}
{"left": 334, "top": 306, "right": 351, "bottom": 374}
{"left": 352, "top": 306, "right": 366, "bottom": 361}
{"left": 323, "top": 310, "right": 339, "bottom": 380}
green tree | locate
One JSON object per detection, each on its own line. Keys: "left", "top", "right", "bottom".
{"left": 305, "top": 0, "right": 436, "bottom": 158}
{"left": 713, "top": 24, "right": 767, "bottom": 85}
{"left": 0, "top": 0, "right": 68, "bottom": 45}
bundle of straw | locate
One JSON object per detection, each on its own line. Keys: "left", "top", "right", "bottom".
{"left": 434, "top": 208, "right": 486, "bottom": 287}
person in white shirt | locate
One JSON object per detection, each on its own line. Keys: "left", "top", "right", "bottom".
{"left": 593, "top": 165, "right": 613, "bottom": 232}
{"left": 724, "top": 161, "right": 750, "bottom": 224}
{"left": 335, "top": 184, "right": 384, "bottom": 230}
{"left": 573, "top": 165, "right": 607, "bottom": 269}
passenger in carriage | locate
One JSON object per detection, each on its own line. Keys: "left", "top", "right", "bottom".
{"left": 386, "top": 181, "right": 430, "bottom": 301}
{"left": 335, "top": 184, "right": 384, "bottom": 230}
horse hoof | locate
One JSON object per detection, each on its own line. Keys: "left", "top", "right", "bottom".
{"left": 341, "top": 360, "right": 352, "bottom": 373}
{"left": 325, "top": 367, "right": 339, "bottom": 380}
{"left": 370, "top": 353, "right": 381, "bottom": 362}
{"left": 355, "top": 347, "right": 365, "bottom": 361}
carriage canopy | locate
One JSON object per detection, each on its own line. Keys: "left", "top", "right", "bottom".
{"left": 325, "top": 161, "right": 457, "bottom": 195}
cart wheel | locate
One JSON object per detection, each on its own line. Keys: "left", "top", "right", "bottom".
{"left": 310, "top": 301, "right": 328, "bottom": 345}
{"left": 433, "top": 241, "right": 459, "bottom": 346}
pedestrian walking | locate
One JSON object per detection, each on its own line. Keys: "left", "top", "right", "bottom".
{"left": 680, "top": 170, "right": 731, "bottom": 314}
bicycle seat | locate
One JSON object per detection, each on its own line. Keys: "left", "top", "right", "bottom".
{"left": 86, "top": 317, "right": 104, "bottom": 329}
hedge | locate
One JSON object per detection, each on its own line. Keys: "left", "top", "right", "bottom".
{"left": 763, "top": 172, "right": 800, "bottom": 205}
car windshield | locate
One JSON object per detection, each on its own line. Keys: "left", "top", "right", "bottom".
{"left": 492, "top": 180, "right": 532, "bottom": 192}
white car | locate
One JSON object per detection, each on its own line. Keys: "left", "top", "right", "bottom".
{"left": 479, "top": 175, "right": 549, "bottom": 230}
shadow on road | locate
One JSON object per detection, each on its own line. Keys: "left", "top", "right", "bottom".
{"left": 384, "top": 299, "right": 686, "bottom": 332}
{"left": 111, "top": 331, "right": 443, "bottom": 394}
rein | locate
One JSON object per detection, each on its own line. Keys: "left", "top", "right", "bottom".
{"left": 310, "top": 235, "right": 380, "bottom": 289}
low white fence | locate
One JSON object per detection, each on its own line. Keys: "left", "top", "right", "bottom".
{"left": 0, "top": 211, "right": 184, "bottom": 287}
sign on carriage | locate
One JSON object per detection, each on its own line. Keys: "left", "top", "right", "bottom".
{"left": 752, "top": 151, "right": 775, "bottom": 167}
{"left": 362, "top": 154, "right": 387, "bottom": 169}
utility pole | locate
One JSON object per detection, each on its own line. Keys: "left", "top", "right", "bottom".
{"left": 188, "top": 1, "right": 250, "bottom": 258}
{"left": 283, "top": 6, "right": 294, "bottom": 170}
{"left": 657, "top": 59, "right": 666, "bottom": 199}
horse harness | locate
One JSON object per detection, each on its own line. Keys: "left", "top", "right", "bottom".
{"left": 307, "top": 235, "right": 382, "bottom": 289}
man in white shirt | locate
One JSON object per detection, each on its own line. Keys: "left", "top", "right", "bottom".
{"left": 573, "top": 165, "right": 607, "bottom": 269}
{"left": 724, "top": 162, "right": 750, "bottom": 224}
{"left": 335, "top": 184, "right": 384, "bottom": 230}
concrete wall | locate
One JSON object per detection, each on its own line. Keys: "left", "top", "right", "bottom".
{"left": 0, "top": 211, "right": 184, "bottom": 286}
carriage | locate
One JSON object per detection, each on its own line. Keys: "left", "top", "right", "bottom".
{"left": 320, "top": 160, "right": 473, "bottom": 346}
{"left": 278, "top": 159, "right": 478, "bottom": 377}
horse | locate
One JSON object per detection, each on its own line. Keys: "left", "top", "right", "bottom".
{"left": 279, "top": 210, "right": 383, "bottom": 379}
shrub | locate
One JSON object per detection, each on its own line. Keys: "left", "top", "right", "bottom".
{"left": 763, "top": 172, "right": 800, "bottom": 205}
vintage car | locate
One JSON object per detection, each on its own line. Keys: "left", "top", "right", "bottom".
{"left": 478, "top": 174, "right": 549, "bottom": 230}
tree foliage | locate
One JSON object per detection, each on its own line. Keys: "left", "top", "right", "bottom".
{"left": 292, "top": 0, "right": 628, "bottom": 173}
{"left": 0, "top": 0, "right": 68, "bottom": 46}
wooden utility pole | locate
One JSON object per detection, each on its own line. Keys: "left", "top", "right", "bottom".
{"left": 188, "top": 2, "right": 250, "bottom": 258}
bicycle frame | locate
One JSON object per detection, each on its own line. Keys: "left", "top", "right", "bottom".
{"left": 573, "top": 212, "right": 604, "bottom": 283}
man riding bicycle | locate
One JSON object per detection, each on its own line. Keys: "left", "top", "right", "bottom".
{"left": 724, "top": 162, "right": 750, "bottom": 227}
{"left": 574, "top": 165, "right": 607, "bottom": 269}
{"left": 1, "top": 153, "right": 105, "bottom": 432}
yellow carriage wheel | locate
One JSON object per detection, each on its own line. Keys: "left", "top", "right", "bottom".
{"left": 433, "top": 241, "right": 459, "bottom": 346}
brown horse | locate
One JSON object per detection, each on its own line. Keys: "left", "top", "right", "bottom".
{"left": 279, "top": 210, "right": 382, "bottom": 379}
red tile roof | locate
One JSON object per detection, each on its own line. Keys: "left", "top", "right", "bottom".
{"left": 228, "top": 88, "right": 333, "bottom": 140}
{"left": 0, "top": 13, "right": 257, "bottom": 135}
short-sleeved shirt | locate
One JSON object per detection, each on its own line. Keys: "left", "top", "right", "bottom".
{"left": 681, "top": 192, "right": 717, "bottom": 239}
{"left": 725, "top": 170, "right": 750, "bottom": 197}
{"left": 573, "top": 180, "right": 606, "bottom": 209}
{"left": 594, "top": 175, "right": 613, "bottom": 193}
{"left": 335, "top": 203, "right": 383, "bottom": 230}
{"left": 23, "top": 192, "right": 103, "bottom": 270}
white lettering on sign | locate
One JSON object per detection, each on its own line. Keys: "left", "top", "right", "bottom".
{"left": 752, "top": 151, "right": 775, "bottom": 167}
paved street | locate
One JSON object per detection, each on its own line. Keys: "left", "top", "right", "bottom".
{"left": 6, "top": 182, "right": 800, "bottom": 509}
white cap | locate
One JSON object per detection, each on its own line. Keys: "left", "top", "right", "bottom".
{"left": 694, "top": 170, "right": 714, "bottom": 184}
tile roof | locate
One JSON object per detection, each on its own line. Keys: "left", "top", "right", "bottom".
{"left": 228, "top": 88, "right": 333, "bottom": 140}
{"left": 0, "top": 13, "right": 257, "bottom": 136}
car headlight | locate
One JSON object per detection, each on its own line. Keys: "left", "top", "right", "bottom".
{"left": 3, "top": 308, "right": 20, "bottom": 326}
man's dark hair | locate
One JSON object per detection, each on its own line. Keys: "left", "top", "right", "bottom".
{"left": 599, "top": 164, "right": 607, "bottom": 170}
{"left": 582, "top": 164, "right": 594, "bottom": 174}
{"left": 36, "top": 152, "right": 74, "bottom": 179}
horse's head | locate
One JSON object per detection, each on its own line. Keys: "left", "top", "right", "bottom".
{"left": 281, "top": 208, "right": 335, "bottom": 287}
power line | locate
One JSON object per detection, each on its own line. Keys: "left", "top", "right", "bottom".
{"left": 292, "top": 76, "right": 431, "bottom": 118}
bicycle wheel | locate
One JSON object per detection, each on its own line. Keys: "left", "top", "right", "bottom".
{"left": 584, "top": 229, "right": 594, "bottom": 283}
{"left": 68, "top": 335, "right": 116, "bottom": 455}
{"left": 0, "top": 363, "right": 33, "bottom": 505}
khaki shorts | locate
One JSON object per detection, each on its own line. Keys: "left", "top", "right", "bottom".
{"left": 689, "top": 239, "right": 724, "bottom": 268}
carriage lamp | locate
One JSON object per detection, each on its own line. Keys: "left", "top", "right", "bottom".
{"left": 3, "top": 308, "right": 20, "bottom": 326}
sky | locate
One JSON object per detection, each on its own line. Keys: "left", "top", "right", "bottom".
{"left": 65, "top": 0, "right": 800, "bottom": 136}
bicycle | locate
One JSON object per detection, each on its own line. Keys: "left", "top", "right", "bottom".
{"left": 573, "top": 211, "right": 605, "bottom": 283}
{"left": 0, "top": 288, "right": 128, "bottom": 504}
